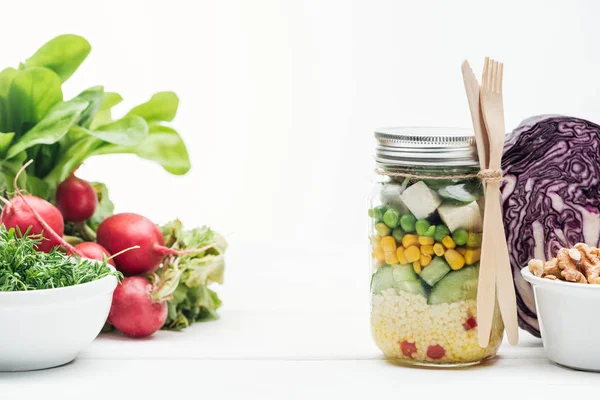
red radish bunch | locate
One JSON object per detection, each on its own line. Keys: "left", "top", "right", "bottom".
{"left": 56, "top": 172, "right": 97, "bottom": 222}
{"left": 108, "top": 276, "right": 168, "bottom": 338}
{"left": 99, "top": 213, "right": 216, "bottom": 338}
{"left": 97, "top": 213, "right": 213, "bottom": 276}
{"left": 0, "top": 161, "right": 81, "bottom": 255}
{"left": 0, "top": 161, "right": 213, "bottom": 338}
{"left": 70, "top": 242, "right": 115, "bottom": 266}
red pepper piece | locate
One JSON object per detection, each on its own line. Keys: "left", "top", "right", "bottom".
{"left": 426, "top": 344, "right": 446, "bottom": 359}
{"left": 463, "top": 316, "right": 478, "bottom": 331}
{"left": 400, "top": 340, "right": 417, "bottom": 358}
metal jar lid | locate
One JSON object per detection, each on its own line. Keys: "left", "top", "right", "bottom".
{"left": 374, "top": 126, "right": 479, "bottom": 167}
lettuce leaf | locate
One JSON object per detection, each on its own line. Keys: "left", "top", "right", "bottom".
{"left": 153, "top": 220, "right": 227, "bottom": 330}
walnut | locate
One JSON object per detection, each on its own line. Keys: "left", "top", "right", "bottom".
{"left": 557, "top": 248, "right": 587, "bottom": 283}
{"left": 568, "top": 248, "right": 581, "bottom": 261}
{"left": 543, "top": 258, "right": 560, "bottom": 276}
{"left": 529, "top": 244, "right": 600, "bottom": 284}
{"left": 528, "top": 259, "right": 544, "bottom": 277}
{"left": 575, "top": 243, "right": 600, "bottom": 285}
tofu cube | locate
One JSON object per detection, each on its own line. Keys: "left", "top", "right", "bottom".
{"left": 400, "top": 181, "right": 442, "bottom": 219}
{"left": 437, "top": 201, "right": 483, "bottom": 233}
{"left": 380, "top": 183, "right": 410, "bottom": 214}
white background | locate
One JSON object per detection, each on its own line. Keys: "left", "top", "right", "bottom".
{"left": 2, "top": 0, "right": 600, "bottom": 395}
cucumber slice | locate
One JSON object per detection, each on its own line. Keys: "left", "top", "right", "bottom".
{"left": 370, "top": 265, "right": 395, "bottom": 294}
{"left": 420, "top": 257, "right": 451, "bottom": 286}
{"left": 428, "top": 265, "right": 479, "bottom": 305}
{"left": 395, "top": 280, "right": 426, "bottom": 297}
{"left": 437, "top": 182, "right": 483, "bottom": 203}
{"left": 392, "top": 264, "right": 418, "bottom": 282}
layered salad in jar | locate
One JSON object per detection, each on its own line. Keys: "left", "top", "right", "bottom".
{"left": 369, "top": 176, "right": 504, "bottom": 365}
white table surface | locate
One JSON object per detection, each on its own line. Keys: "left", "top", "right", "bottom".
{"left": 1, "top": 248, "right": 599, "bottom": 397}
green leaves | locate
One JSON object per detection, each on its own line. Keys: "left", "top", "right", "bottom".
{"left": 6, "top": 98, "right": 88, "bottom": 159}
{"left": 93, "top": 123, "right": 190, "bottom": 175}
{"left": 73, "top": 86, "right": 105, "bottom": 128}
{"left": 154, "top": 220, "right": 227, "bottom": 330}
{"left": 126, "top": 91, "right": 178, "bottom": 123}
{"left": 0, "top": 225, "right": 119, "bottom": 292}
{"left": 8, "top": 67, "right": 63, "bottom": 134}
{"left": 0, "top": 68, "right": 18, "bottom": 132}
{"left": 0, "top": 34, "right": 191, "bottom": 198}
{"left": 24, "top": 34, "right": 91, "bottom": 83}
{"left": 87, "top": 182, "right": 114, "bottom": 231}
{"left": 92, "top": 115, "right": 148, "bottom": 146}
{"left": 90, "top": 92, "right": 122, "bottom": 129}
{"left": 0, "top": 132, "right": 14, "bottom": 157}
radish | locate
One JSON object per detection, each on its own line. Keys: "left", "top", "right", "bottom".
{"left": 56, "top": 172, "right": 97, "bottom": 222}
{"left": 108, "top": 276, "right": 167, "bottom": 338}
{"left": 71, "top": 242, "right": 115, "bottom": 266}
{"left": 0, "top": 161, "right": 81, "bottom": 255}
{"left": 1, "top": 195, "right": 65, "bottom": 253}
{"left": 97, "top": 213, "right": 215, "bottom": 276}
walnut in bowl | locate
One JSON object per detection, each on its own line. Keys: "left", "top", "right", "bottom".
{"left": 528, "top": 243, "right": 600, "bottom": 284}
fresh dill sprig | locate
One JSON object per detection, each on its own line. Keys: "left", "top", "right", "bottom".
{"left": 0, "top": 226, "right": 121, "bottom": 292}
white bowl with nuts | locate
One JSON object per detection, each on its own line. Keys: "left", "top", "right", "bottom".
{"left": 521, "top": 243, "right": 600, "bottom": 371}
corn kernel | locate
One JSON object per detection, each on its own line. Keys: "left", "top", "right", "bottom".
{"left": 433, "top": 243, "right": 445, "bottom": 256}
{"left": 401, "top": 234, "right": 419, "bottom": 248}
{"left": 418, "top": 236, "right": 434, "bottom": 246}
{"left": 420, "top": 253, "right": 432, "bottom": 267}
{"left": 465, "top": 248, "right": 481, "bottom": 265}
{"left": 445, "top": 249, "right": 465, "bottom": 270}
{"left": 374, "top": 246, "right": 385, "bottom": 262}
{"left": 456, "top": 246, "right": 467, "bottom": 256}
{"left": 421, "top": 245, "right": 434, "bottom": 255}
{"left": 385, "top": 251, "right": 399, "bottom": 264}
{"left": 404, "top": 245, "right": 421, "bottom": 263}
{"left": 396, "top": 246, "right": 408, "bottom": 264}
{"left": 374, "top": 234, "right": 382, "bottom": 245}
{"left": 413, "top": 261, "right": 422, "bottom": 274}
{"left": 442, "top": 236, "right": 456, "bottom": 249}
{"left": 381, "top": 236, "right": 397, "bottom": 252}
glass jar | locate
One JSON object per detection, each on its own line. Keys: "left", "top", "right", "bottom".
{"left": 369, "top": 127, "right": 503, "bottom": 367}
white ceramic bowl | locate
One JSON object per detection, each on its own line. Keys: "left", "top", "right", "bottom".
{"left": 0, "top": 269, "right": 117, "bottom": 371}
{"left": 521, "top": 267, "right": 600, "bottom": 371}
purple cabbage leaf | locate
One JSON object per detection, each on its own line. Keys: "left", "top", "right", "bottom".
{"left": 502, "top": 115, "right": 600, "bottom": 337}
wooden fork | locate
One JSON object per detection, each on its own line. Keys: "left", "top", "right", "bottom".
{"left": 479, "top": 57, "right": 519, "bottom": 346}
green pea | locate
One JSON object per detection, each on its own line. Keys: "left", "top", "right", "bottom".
{"left": 392, "top": 227, "right": 405, "bottom": 242}
{"left": 415, "top": 219, "right": 430, "bottom": 236}
{"left": 452, "top": 229, "right": 468, "bottom": 246}
{"left": 371, "top": 205, "right": 387, "bottom": 221}
{"left": 375, "top": 222, "right": 391, "bottom": 237}
{"left": 399, "top": 214, "right": 416, "bottom": 233}
{"left": 423, "top": 225, "right": 436, "bottom": 237}
{"left": 383, "top": 208, "right": 400, "bottom": 228}
{"left": 434, "top": 225, "right": 450, "bottom": 242}
{"left": 466, "top": 233, "right": 483, "bottom": 248}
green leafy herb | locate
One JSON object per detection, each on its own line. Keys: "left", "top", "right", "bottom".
{"left": 0, "top": 34, "right": 190, "bottom": 199}
{"left": 126, "top": 91, "right": 179, "bottom": 123}
{"left": 0, "top": 225, "right": 120, "bottom": 291}
{"left": 24, "top": 34, "right": 91, "bottom": 83}
{"left": 151, "top": 220, "right": 227, "bottom": 330}
{"left": 8, "top": 67, "right": 63, "bottom": 134}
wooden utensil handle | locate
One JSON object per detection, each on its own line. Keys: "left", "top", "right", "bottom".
{"left": 496, "top": 224, "right": 519, "bottom": 345}
{"left": 477, "top": 181, "right": 501, "bottom": 348}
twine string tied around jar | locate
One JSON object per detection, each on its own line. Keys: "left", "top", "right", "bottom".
{"left": 375, "top": 168, "right": 503, "bottom": 183}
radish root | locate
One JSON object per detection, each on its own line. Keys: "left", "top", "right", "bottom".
{"left": 13, "top": 160, "right": 83, "bottom": 257}
{"left": 107, "top": 245, "right": 141, "bottom": 261}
